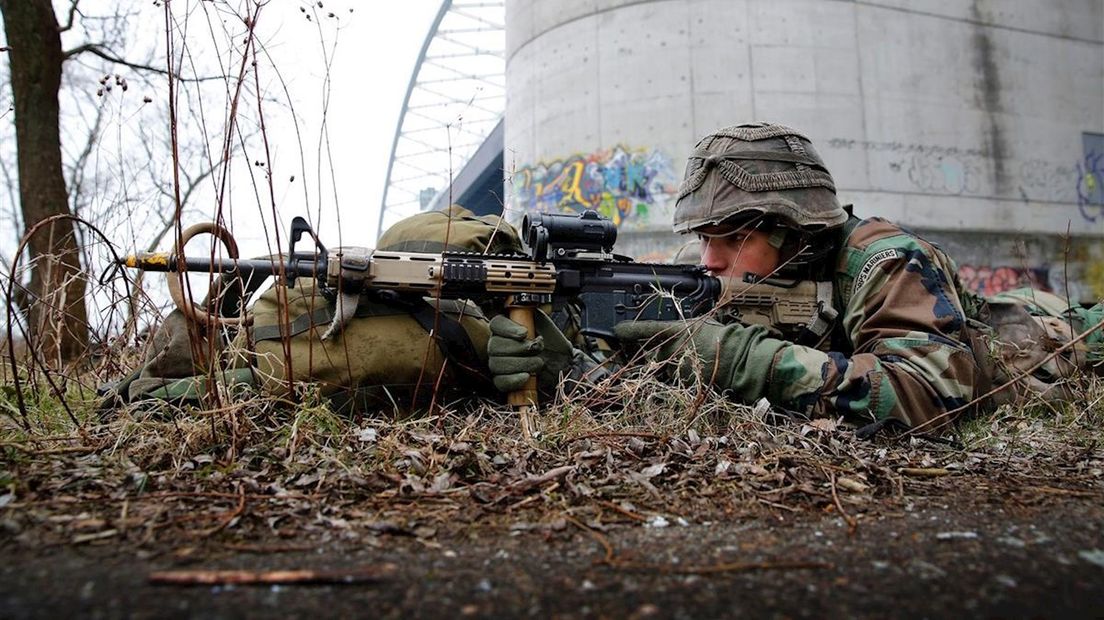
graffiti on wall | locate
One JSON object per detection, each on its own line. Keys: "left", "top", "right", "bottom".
{"left": 1077, "top": 132, "right": 1104, "bottom": 222}
{"left": 825, "top": 138, "right": 988, "bottom": 159}
{"left": 828, "top": 138, "right": 990, "bottom": 196}
{"left": 906, "top": 153, "right": 983, "bottom": 195}
{"left": 510, "top": 146, "right": 678, "bottom": 227}
{"left": 1019, "top": 159, "right": 1076, "bottom": 203}
{"left": 959, "top": 264, "right": 1093, "bottom": 302}
{"left": 958, "top": 264, "right": 1050, "bottom": 297}
{"left": 828, "top": 134, "right": 1104, "bottom": 223}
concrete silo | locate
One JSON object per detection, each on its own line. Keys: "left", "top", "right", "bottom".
{"left": 504, "top": 0, "right": 1104, "bottom": 302}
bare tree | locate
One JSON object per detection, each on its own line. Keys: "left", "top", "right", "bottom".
{"left": 0, "top": 0, "right": 89, "bottom": 363}
{"left": 1, "top": 0, "right": 331, "bottom": 370}
{"left": 0, "top": 1, "right": 226, "bottom": 363}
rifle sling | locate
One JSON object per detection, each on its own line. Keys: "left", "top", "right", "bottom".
{"left": 253, "top": 307, "right": 333, "bottom": 342}
{"left": 407, "top": 301, "right": 495, "bottom": 393}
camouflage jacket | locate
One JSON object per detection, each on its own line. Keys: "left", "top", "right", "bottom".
{"left": 763, "top": 216, "right": 991, "bottom": 431}
{"left": 758, "top": 216, "right": 1103, "bottom": 431}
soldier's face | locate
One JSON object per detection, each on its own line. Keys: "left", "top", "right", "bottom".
{"left": 698, "top": 228, "right": 782, "bottom": 280}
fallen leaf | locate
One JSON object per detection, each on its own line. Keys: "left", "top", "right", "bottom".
{"left": 836, "top": 477, "right": 869, "bottom": 493}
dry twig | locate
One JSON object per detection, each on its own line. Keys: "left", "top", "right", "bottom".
{"left": 824, "top": 467, "right": 858, "bottom": 535}
{"left": 149, "top": 565, "right": 397, "bottom": 586}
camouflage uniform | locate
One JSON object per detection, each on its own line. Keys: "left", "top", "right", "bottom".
{"left": 748, "top": 215, "right": 1103, "bottom": 431}
{"left": 616, "top": 123, "right": 1103, "bottom": 432}
{"left": 766, "top": 215, "right": 986, "bottom": 431}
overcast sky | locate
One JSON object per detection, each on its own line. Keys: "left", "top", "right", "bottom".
{"left": 1, "top": 1, "right": 453, "bottom": 326}
{"left": 213, "top": 0, "right": 444, "bottom": 253}
{"left": 25, "top": 0, "right": 447, "bottom": 259}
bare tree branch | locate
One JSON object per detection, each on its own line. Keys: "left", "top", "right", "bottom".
{"left": 63, "top": 42, "right": 222, "bottom": 82}
{"left": 65, "top": 91, "right": 105, "bottom": 219}
{"left": 58, "top": 0, "right": 80, "bottom": 33}
{"left": 145, "top": 161, "right": 219, "bottom": 253}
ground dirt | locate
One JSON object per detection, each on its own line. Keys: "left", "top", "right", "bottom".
{"left": 3, "top": 468, "right": 1103, "bottom": 618}
{"left": 3, "top": 500, "right": 1104, "bottom": 618}
{"left": 3, "top": 382, "right": 1103, "bottom": 618}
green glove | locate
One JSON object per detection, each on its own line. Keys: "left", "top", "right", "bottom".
{"left": 488, "top": 311, "right": 576, "bottom": 394}
{"left": 613, "top": 319, "right": 787, "bottom": 402}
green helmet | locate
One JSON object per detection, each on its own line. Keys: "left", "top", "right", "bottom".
{"left": 673, "top": 123, "right": 846, "bottom": 235}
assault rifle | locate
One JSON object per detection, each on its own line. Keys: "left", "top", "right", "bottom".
{"left": 120, "top": 210, "right": 835, "bottom": 430}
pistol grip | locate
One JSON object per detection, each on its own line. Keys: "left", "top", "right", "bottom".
{"left": 505, "top": 302, "right": 539, "bottom": 441}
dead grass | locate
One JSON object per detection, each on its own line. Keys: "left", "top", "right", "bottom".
{"left": 1, "top": 357, "right": 1101, "bottom": 551}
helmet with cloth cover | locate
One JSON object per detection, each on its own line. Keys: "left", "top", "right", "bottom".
{"left": 673, "top": 122, "right": 846, "bottom": 234}
{"left": 673, "top": 122, "right": 848, "bottom": 277}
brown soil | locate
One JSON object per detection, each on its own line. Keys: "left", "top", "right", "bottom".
{"left": 3, "top": 484, "right": 1102, "bottom": 618}
{"left": 3, "top": 389, "right": 1102, "bottom": 617}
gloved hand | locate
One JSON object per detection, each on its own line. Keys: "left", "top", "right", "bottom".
{"left": 488, "top": 310, "right": 576, "bottom": 394}
{"left": 613, "top": 319, "right": 787, "bottom": 402}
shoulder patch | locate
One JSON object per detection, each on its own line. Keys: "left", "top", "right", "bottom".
{"left": 853, "top": 248, "right": 902, "bottom": 293}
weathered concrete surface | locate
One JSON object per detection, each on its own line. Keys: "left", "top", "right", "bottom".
{"left": 505, "top": 0, "right": 1104, "bottom": 301}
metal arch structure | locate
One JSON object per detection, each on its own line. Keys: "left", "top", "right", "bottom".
{"left": 377, "top": 0, "right": 505, "bottom": 239}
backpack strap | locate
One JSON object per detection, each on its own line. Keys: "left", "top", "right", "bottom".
{"left": 252, "top": 294, "right": 463, "bottom": 342}
{"left": 407, "top": 299, "right": 496, "bottom": 394}
{"left": 252, "top": 306, "right": 333, "bottom": 342}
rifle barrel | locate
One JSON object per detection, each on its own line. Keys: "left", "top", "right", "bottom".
{"left": 121, "top": 252, "right": 322, "bottom": 279}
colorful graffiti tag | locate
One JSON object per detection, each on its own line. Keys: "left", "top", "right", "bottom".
{"left": 1076, "top": 148, "right": 1103, "bottom": 222}
{"left": 958, "top": 265, "right": 1050, "bottom": 297}
{"left": 510, "top": 147, "right": 678, "bottom": 227}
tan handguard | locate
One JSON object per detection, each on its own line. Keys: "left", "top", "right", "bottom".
{"left": 718, "top": 277, "right": 838, "bottom": 345}
{"left": 325, "top": 248, "right": 553, "bottom": 438}
{"left": 324, "top": 248, "right": 556, "bottom": 296}
{"left": 318, "top": 247, "right": 558, "bottom": 338}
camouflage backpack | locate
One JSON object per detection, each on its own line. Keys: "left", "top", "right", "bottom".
{"left": 114, "top": 205, "right": 523, "bottom": 414}
{"left": 973, "top": 288, "right": 1104, "bottom": 405}
{"left": 249, "top": 205, "right": 523, "bottom": 411}
{"left": 112, "top": 272, "right": 261, "bottom": 404}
